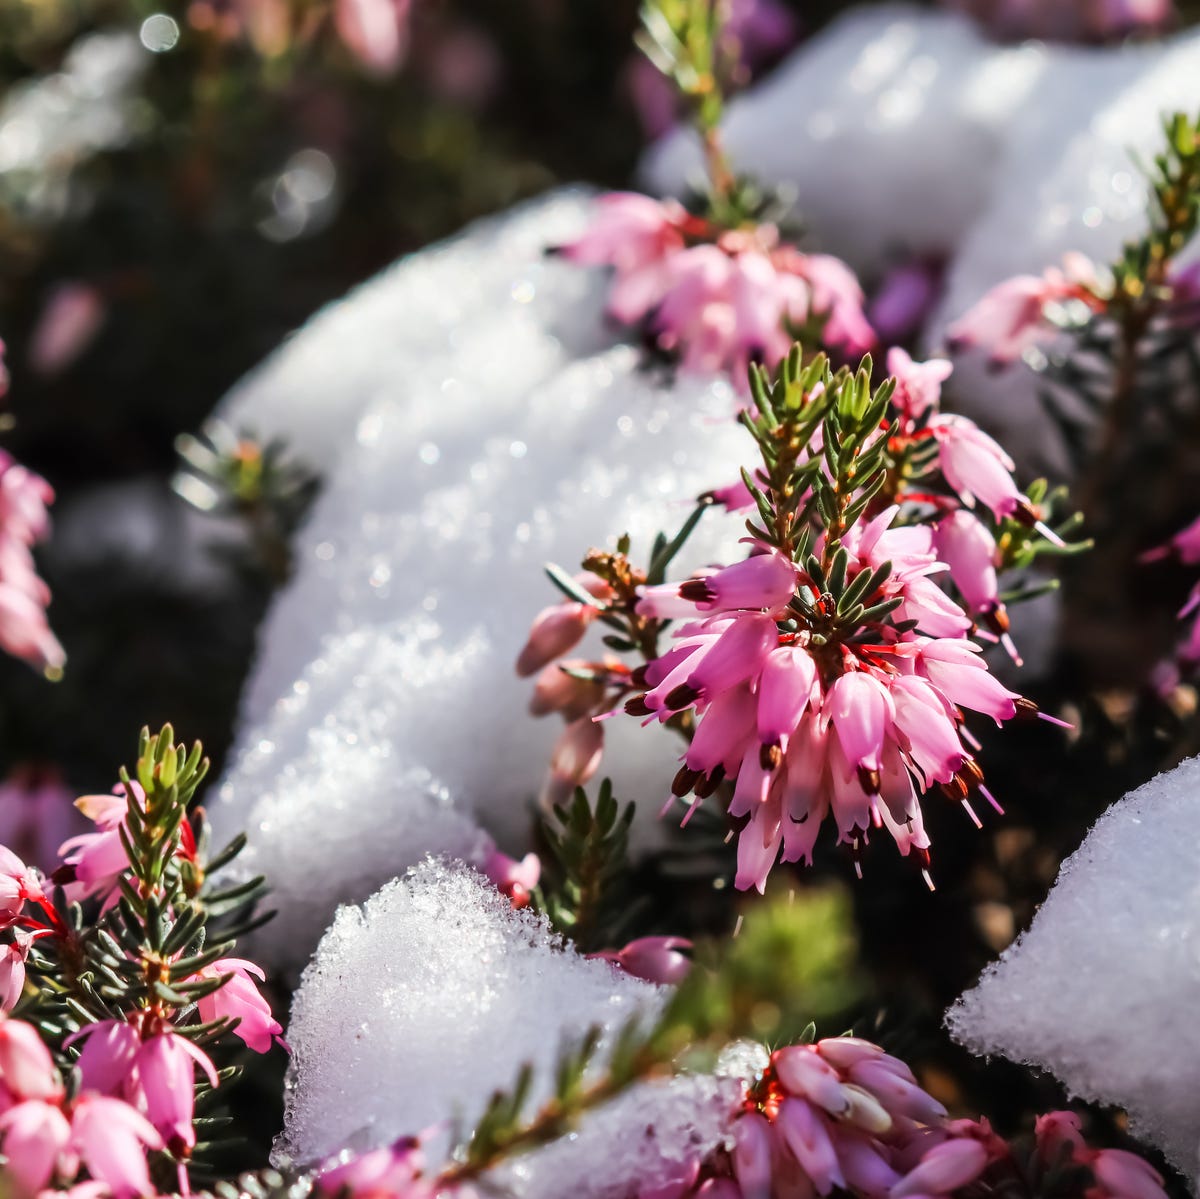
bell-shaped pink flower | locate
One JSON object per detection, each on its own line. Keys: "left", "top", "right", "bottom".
{"left": 887, "top": 348, "right": 953, "bottom": 423}
{"left": 541, "top": 718, "right": 604, "bottom": 809}
{"left": 68, "top": 1020, "right": 140, "bottom": 1097}
{"left": 677, "top": 550, "right": 798, "bottom": 614}
{"left": 69, "top": 1094, "right": 161, "bottom": 1198}
{"left": 890, "top": 1137, "right": 988, "bottom": 1197}
{"left": 528, "top": 659, "right": 606, "bottom": 720}
{"left": 0, "top": 1099, "right": 72, "bottom": 1196}
{"left": 927, "top": 415, "right": 1021, "bottom": 520}
{"left": 195, "top": 959, "right": 284, "bottom": 1054}
{"left": 1089, "top": 1149, "right": 1169, "bottom": 1199}
{"left": 590, "top": 936, "right": 693, "bottom": 985}
{"left": 480, "top": 848, "right": 541, "bottom": 909}
{"left": 0, "top": 929, "right": 49, "bottom": 1014}
{"left": 128, "top": 1032, "right": 219, "bottom": 1154}
{"left": 933, "top": 511, "right": 999, "bottom": 615}
{"left": 777, "top": 1098, "right": 845, "bottom": 1195}
{"left": 316, "top": 1137, "right": 426, "bottom": 1196}
{"left": 827, "top": 672, "right": 894, "bottom": 775}
{"left": 0, "top": 846, "right": 41, "bottom": 927}
{"left": 0, "top": 1020, "right": 62, "bottom": 1102}
{"left": 733, "top": 1111, "right": 774, "bottom": 1199}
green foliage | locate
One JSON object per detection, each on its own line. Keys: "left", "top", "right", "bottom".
{"left": 540, "top": 781, "right": 636, "bottom": 953}
{"left": 23, "top": 724, "right": 268, "bottom": 1056}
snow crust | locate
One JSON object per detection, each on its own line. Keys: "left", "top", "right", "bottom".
{"left": 643, "top": 5, "right": 1200, "bottom": 473}
{"left": 208, "top": 191, "right": 751, "bottom": 972}
{"left": 278, "top": 860, "right": 741, "bottom": 1196}
{"left": 948, "top": 754, "right": 1200, "bottom": 1181}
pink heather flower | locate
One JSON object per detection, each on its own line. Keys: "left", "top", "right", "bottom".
{"left": 515, "top": 576, "right": 611, "bottom": 678}
{"left": 28, "top": 285, "right": 105, "bottom": 379}
{"left": 946, "top": 254, "right": 1103, "bottom": 367}
{"left": 886, "top": 348, "right": 953, "bottom": 424}
{"left": 0, "top": 1091, "right": 162, "bottom": 1199}
{"left": 0, "top": 453, "right": 63, "bottom": 674}
{"left": 639, "top": 550, "right": 799, "bottom": 618}
{"left": 589, "top": 936, "right": 693, "bottom": 985}
{"left": 891, "top": 1137, "right": 989, "bottom": 1197}
{"left": 1035, "top": 1111, "right": 1168, "bottom": 1199}
{"left": 630, "top": 506, "right": 1039, "bottom": 887}
{"left": 561, "top": 199, "right": 874, "bottom": 383}
{"left": 334, "top": 0, "right": 411, "bottom": 76}
{"left": 57, "top": 785, "right": 136, "bottom": 909}
{"left": 68, "top": 1020, "right": 141, "bottom": 1096}
{"left": 129, "top": 1031, "right": 219, "bottom": 1154}
{"left": 65, "top": 1095, "right": 162, "bottom": 1198}
{"left": 528, "top": 659, "right": 607, "bottom": 720}
{"left": 0, "top": 845, "right": 43, "bottom": 928}
{"left": 0, "top": 929, "right": 49, "bottom": 1014}
{"left": 926, "top": 414, "right": 1021, "bottom": 520}
{"left": 194, "top": 958, "right": 284, "bottom": 1054}
{"left": 561, "top": 194, "right": 685, "bottom": 325}
{"left": 1143, "top": 512, "right": 1200, "bottom": 566}
{"left": 0, "top": 1020, "right": 62, "bottom": 1103}
{"left": 0, "top": 339, "right": 8, "bottom": 399}
{"left": 480, "top": 848, "right": 541, "bottom": 908}
{"left": 316, "top": 1137, "right": 426, "bottom": 1197}
{"left": 541, "top": 717, "right": 605, "bottom": 809}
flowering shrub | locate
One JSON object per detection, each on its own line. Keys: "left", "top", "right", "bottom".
{"left": 521, "top": 347, "right": 1079, "bottom": 890}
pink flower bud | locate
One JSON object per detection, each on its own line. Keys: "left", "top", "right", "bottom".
{"left": 777, "top": 1098, "right": 845, "bottom": 1195}
{"left": 891, "top": 1138, "right": 988, "bottom": 1198}
{"left": 541, "top": 718, "right": 604, "bottom": 809}
{"left": 733, "top": 1112, "right": 774, "bottom": 1199}
{"left": 0, "top": 1021, "right": 62, "bottom": 1102}
{"left": 70, "top": 1094, "right": 162, "bottom": 1199}
{"left": 1090, "top": 1149, "right": 1168, "bottom": 1199}
{"left": 0, "top": 1098, "right": 72, "bottom": 1194}
{"left": 590, "top": 936, "right": 693, "bottom": 985}
{"left": 528, "top": 660, "right": 606, "bottom": 720}
{"left": 481, "top": 849, "right": 541, "bottom": 909}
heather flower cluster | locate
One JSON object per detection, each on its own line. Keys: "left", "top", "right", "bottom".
{"left": 666, "top": 1036, "right": 1169, "bottom": 1199}
{"left": 0, "top": 727, "right": 282, "bottom": 1195}
{"left": 560, "top": 194, "right": 874, "bottom": 387}
{"left": 303, "top": 1031, "right": 1169, "bottom": 1199}
{"left": 520, "top": 348, "right": 1075, "bottom": 890}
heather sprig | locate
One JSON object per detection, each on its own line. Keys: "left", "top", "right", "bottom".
{"left": 521, "top": 346, "right": 1076, "bottom": 890}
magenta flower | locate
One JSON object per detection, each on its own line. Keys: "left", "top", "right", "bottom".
{"left": 316, "top": 1137, "right": 427, "bottom": 1197}
{"left": 946, "top": 254, "right": 1104, "bottom": 368}
{"left": 559, "top": 198, "right": 875, "bottom": 386}
{"left": 480, "top": 848, "right": 541, "bottom": 908}
{"left": 57, "top": 785, "right": 138, "bottom": 909}
{"left": 0, "top": 1092, "right": 162, "bottom": 1199}
{"left": 194, "top": 958, "right": 285, "bottom": 1054}
{"left": 589, "top": 936, "right": 693, "bottom": 985}
{"left": 0, "top": 1020, "right": 63, "bottom": 1104}
{"left": 628, "top": 507, "right": 1044, "bottom": 889}
{"left": 528, "top": 658, "right": 609, "bottom": 720}
{"left": 1035, "top": 1111, "right": 1168, "bottom": 1199}
{"left": 870, "top": 262, "right": 942, "bottom": 346}
{"left": 0, "top": 929, "right": 50, "bottom": 1015}
{"left": 129, "top": 1031, "right": 219, "bottom": 1154}
{"left": 886, "top": 348, "right": 953, "bottom": 424}
{"left": 0, "top": 845, "right": 43, "bottom": 928}
{"left": 28, "top": 285, "right": 105, "bottom": 379}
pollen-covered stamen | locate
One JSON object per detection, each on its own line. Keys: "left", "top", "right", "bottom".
{"left": 760, "top": 742, "right": 783, "bottom": 771}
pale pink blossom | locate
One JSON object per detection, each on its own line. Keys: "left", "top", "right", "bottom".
{"left": 129, "top": 1031, "right": 219, "bottom": 1154}
{"left": 0, "top": 929, "right": 49, "bottom": 1014}
{"left": 589, "top": 936, "right": 693, "bottom": 985}
{"left": 0, "top": 1020, "right": 62, "bottom": 1103}
{"left": 515, "top": 576, "right": 611, "bottom": 678}
{"left": 194, "top": 958, "right": 284, "bottom": 1054}
{"left": 926, "top": 415, "right": 1022, "bottom": 520}
{"left": 528, "top": 659, "right": 607, "bottom": 720}
{"left": 541, "top": 718, "right": 605, "bottom": 809}
{"left": 946, "top": 255, "right": 1103, "bottom": 367}
{"left": 317, "top": 1137, "right": 427, "bottom": 1197}
{"left": 480, "top": 848, "right": 541, "bottom": 908}
{"left": 887, "top": 348, "right": 953, "bottom": 423}
{"left": 0, "top": 846, "right": 42, "bottom": 928}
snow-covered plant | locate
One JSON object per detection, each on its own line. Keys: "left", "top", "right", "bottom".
{"left": 521, "top": 347, "right": 1081, "bottom": 891}
{"left": 559, "top": 0, "right": 874, "bottom": 388}
{"left": 0, "top": 724, "right": 281, "bottom": 1194}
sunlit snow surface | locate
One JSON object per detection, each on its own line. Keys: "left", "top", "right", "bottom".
{"left": 949, "top": 755, "right": 1200, "bottom": 1181}
{"left": 209, "top": 191, "right": 751, "bottom": 972}
{"left": 278, "top": 860, "right": 743, "bottom": 1197}
{"left": 643, "top": 3, "right": 1200, "bottom": 474}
